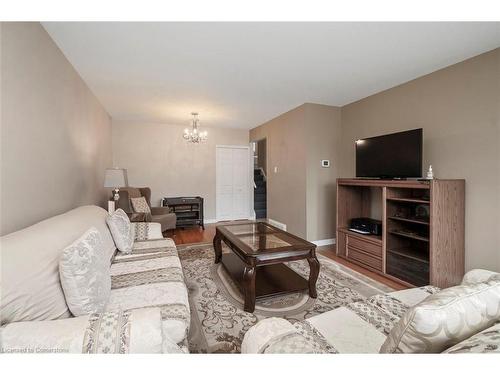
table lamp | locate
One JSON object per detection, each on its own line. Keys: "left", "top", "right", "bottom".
{"left": 104, "top": 168, "right": 128, "bottom": 201}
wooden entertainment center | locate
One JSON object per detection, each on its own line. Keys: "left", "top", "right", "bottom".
{"left": 336, "top": 178, "right": 465, "bottom": 288}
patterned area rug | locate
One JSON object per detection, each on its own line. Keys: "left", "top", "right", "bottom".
{"left": 178, "top": 242, "right": 393, "bottom": 353}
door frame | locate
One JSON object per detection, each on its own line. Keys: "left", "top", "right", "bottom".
{"left": 251, "top": 137, "right": 267, "bottom": 220}
{"left": 215, "top": 145, "right": 253, "bottom": 222}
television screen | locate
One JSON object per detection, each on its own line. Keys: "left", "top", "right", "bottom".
{"left": 356, "top": 128, "right": 423, "bottom": 178}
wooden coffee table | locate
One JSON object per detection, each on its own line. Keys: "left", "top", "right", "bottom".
{"left": 213, "top": 222, "right": 319, "bottom": 313}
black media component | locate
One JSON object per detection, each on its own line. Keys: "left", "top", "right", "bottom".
{"left": 349, "top": 217, "right": 382, "bottom": 236}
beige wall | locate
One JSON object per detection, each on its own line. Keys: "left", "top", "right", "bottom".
{"left": 112, "top": 120, "right": 249, "bottom": 221}
{"left": 0, "top": 23, "right": 112, "bottom": 235}
{"left": 250, "top": 103, "right": 341, "bottom": 240}
{"left": 250, "top": 105, "right": 308, "bottom": 237}
{"left": 340, "top": 48, "right": 500, "bottom": 272}
{"left": 305, "top": 104, "right": 342, "bottom": 241}
{"left": 2, "top": 23, "right": 498, "bottom": 273}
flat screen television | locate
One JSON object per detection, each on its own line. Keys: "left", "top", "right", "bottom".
{"left": 356, "top": 128, "right": 423, "bottom": 178}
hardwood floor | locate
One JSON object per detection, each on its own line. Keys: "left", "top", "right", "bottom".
{"left": 165, "top": 224, "right": 216, "bottom": 245}
{"left": 165, "top": 223, "right": 407, "bottom": 290}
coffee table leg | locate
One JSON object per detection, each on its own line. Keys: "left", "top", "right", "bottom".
{"left": 307, "top": 256, "right": 320, "bottom": 298}
{"left": 213, "top": 233, "right": 222, "bottom": 264}
{"left": 243, "top": 266, "right": 256, "bottom": 313}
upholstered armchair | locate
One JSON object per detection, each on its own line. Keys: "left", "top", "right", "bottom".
{"left": 116, "top": 187, "right": 176, "bottom": 232}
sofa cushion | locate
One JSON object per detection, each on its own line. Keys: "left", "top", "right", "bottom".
{"left": 106, "top": 209, "right": 134, "bottom": 253}
{"left": 380, "top": 280, "right": 500, "bottom": 353}
{"left": 0, "top": 206, "right": 115, "bottom": 325}
{"left": 107, "top": 239, "right": 190, "bottom": 345}
{"left": 59, "top": 227, "right": 111, "bottom": 316}
{"left": 83, "top": 308, "right": 163, "bottom": 353}
{"left": 308, "top": 307, "right": 386, "bottom": 353}
{"left": 130, "top": 196, "right": 151, "bottom": 214}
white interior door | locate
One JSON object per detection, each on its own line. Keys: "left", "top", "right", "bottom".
{"left": 216, "top": 146, "right": 250, "bottom": 221}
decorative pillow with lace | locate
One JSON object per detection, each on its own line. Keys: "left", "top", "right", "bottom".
{"left": 380, "top": 279, "right": 500, "bottom": 353}
{"left": 130, "top": 196, "right": 151, "bottom": 214}
{"left": 59, "top": 227, "right": 111, "bottom": 316}
{"left": 106, "top": 208, "right": 134, "bottom": 253}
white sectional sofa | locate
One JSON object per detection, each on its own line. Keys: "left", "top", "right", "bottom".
{"left": 242, "top": 270, "right": 500, "bottom": 354}
{"left": 2, "top": 205, "right": 499, "bottom": 355}
{"left": 0, "top": 205, "right": 190, "bottom": 354}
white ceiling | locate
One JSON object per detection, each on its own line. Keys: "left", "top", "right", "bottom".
{"left": 43, "top": 22, "right": 500, "bottom": 130}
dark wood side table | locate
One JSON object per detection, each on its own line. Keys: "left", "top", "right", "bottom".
{"left": 213, "top": 222, "right": 319, "bottom": 313}
{"left": 162, "top": 196, "right": 204, "bottom": 229}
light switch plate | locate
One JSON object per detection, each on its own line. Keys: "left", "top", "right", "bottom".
{"left": 321, "top": 160, "right": 330, "bottom": 168}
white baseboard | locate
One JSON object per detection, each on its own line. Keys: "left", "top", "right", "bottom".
{"left": 267, "top": 218, "right": 287, "bottom": 231}
{"left": 312, "top": 238, "right": 336, "bottom": 246}
{"left": 206, "top": 217, "right": 255, "bottom": 224}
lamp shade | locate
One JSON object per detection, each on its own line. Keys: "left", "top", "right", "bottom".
{"left": 104, "top": 168, "right": 128, "bottom": 188}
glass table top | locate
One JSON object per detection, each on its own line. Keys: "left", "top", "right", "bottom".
{"left": 237, "top": 234, "right": 292, "bottom": 251}
{"left": 220, "top": 222, "right": 309, "bottom": 253}
{"left": 223, "top": 222, "right": 277, "bottom": 236}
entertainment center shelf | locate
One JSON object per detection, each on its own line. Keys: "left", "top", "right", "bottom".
{"left": 388, "top": 216, "right": 429, "bottom": 226}
{"left": 388, "top": 230, "right": 429, "bottom": 242}
{"left": 386, "top": 197, "right": 430, "bottom": 204}
{"left": 336, "top": 178, "right": 465, "bottom": 288}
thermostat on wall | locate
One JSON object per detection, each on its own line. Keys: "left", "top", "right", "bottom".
{"left": 321, "top": 160, "right": 330, "bottom": 168}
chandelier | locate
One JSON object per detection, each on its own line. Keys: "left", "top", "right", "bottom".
{"left": 183, "top": 112, "right": 208, "bottom": 143}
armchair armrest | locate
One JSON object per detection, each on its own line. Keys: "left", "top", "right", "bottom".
{"left": 241, "top": 317, "right": 337, "bottom": 354}
{"left": 0, "top": 308, "right": 164, "bottom": 354}
{"left": 151, "top": 206, "right": 172, "bottom": 215}
{"left": 128, "top": 212, "right": 152, "bottom": 222}
{"left": 0, "top": 314, "right": 89, "bottom": 353}
{"left": 241, "top": 317, "right": 296, "bottom": 353}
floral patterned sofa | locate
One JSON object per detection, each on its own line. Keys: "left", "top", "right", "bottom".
{"left": 242, "top": 270, "right": 500, "bottom": 354}
{"left": 0, "top": 206, "right": 190, "bottom": 353}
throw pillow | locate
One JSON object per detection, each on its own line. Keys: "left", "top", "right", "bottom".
{"left": 106, "top": 208, "right": 134, "bottom": 253}
{"left": 443, "top": 322, "right": 500, "bottom": 353}
{"left": 380, "top": 280, "right": 500, "bottom": 353}
{"left": 461, "top": 269, "right": 500, "bottom": 285}
{"left": 130, "top": 196, "right": 151, "bottom": 214}
{"left": 59, "top": 227, "right": 111, "bottom": 316}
